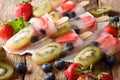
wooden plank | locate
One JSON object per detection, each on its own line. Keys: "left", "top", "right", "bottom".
{"left": 99, "top": 0, "right": 120, "bottom": 16}
{"left": 5, "top": 54, "right": 25, "bottom": 79}
{"left": 111, "top": 52, "right": 120, "bottom": 80}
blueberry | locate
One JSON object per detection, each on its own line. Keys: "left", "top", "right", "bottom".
{"left": 15, "top": 62, "right": 27, "bottom": 74}
{"left": 44, "top": 72, "right": 55, "bottom": 80}
{"left": 39, "top": 28, "right": 46, "bottom": 36}
{"left": 60, "top": 51, "right": 67, "bottom": 58}
{"left": 110, "top": 16, "right": 119, "bottom": 23}
{"left": 31, "top": 35, "right": 39, "bottom": 43}
{"left": 54, "top": 60, "right": 66, "bottom": 70}
{"left": 62, "top": 12, "right": 70, "bottom": 18}
{"left": 70, "top": 12, "right": 76, "bottom": 18}
{"left": 90, "top": 41, "right": 99, "bottom": 46}
{"left": 41, "top": 63, "right": 53, "bottom": 73}
{"left": 101, "top": 52, "right": 107, "bottom": 61}
{"left": 74, "top": 25, "right": 80, "bottom": 34}
{"left": 106, "top": 56, "right": 116, "bottom": 66}
{"left": 66, "top": 42, "right": 74, "bottom": 51}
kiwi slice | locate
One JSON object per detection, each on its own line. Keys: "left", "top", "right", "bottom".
{"left": 89, "top": 6, "right": 112, "bottom": 17}
{"left": 6, "top": 27, "right": 34, "bottom": 51}
{"left": 0, "top": 62, "right": 14, "bottom": 80}
{"left": 50, "top": 21, "right": 73, "bottom": 38}
{"left": 49, "top": 11, "right": 60, "bottom": 22}
{"left": 74, "top": 46, "right": 101, "bottom": 67}
{"left": 33, "top": 1, "right": 52, "bottom": 17}
{"left": 32, "top": 42, "right": 63, "bottom": 64}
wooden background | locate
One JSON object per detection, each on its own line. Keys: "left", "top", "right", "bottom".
{"left": 0, "top": 0, "right": 120, "bottom": 80}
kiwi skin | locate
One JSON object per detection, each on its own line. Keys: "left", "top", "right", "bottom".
{"left": 32, "top": 42, "right": 63, "bottom": 64}
{"left": 74, "top": 46, "right": 101, "bottom": 67}
{"left": 0, "top": 62, "right": 14, "bottom": 80}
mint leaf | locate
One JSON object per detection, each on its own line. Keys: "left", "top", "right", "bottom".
{"left": 6, "top": 17, "right": 29, "bottom": 33}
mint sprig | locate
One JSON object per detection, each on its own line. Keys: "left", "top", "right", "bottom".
{"left": 6, "top": 17, "right": 29, "bottom": 33}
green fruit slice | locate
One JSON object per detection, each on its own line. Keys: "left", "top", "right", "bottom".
{"left": 89, "top": 6, "right": 112, "bottom": 17}
{"left": 0, "top": 62, "right": 14, "bottom": 80}
{"left": 32, "top": 42, "right": 63, "bottom": 64}
{"left": 6, "top": 27, "right": 34, "bottom": 51}
{"left": 74, "top": 46, "right": 101, "bottom": 67}
{"left": 33, "top": 1, "right": 52, "bottom": 17}
{"left": 50, "top": 21, "right": 73, "bottom": 38}
{"left": 49, "top": 11, "right": 60, "bottom": 22}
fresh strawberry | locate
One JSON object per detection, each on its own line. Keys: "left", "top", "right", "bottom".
{"left": 61, "top": 1, "right": 76, "bottom": 12}
{"left": 0, "top": 24, "right": 14, "bottom": 41}
{"left": 64, "top": 63, "right": 82, "bottom": 80}
{"left": 77, "top": 74, "right": 94, "bottom": 80}
{"left": 103, "top": 25, "right": 118, "bottom": 37}
{"left": 57, "top": 31, "right": 79, "bottom": 43}
{"left": 15, "top": 1, "right": 33, "bottom": 21}
{"left": 97, "top": 72, "right": 113, "bottom": 80}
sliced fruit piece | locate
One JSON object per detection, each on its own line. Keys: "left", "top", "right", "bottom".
{"left": 33, "top": 1, "right": 52, "bottom": 17}
{"left": 0, "top": 62, "right": 14, "bottom": 80}
{"left": 61, "top": 1, "right": 76, "bottom": 12}
{"left": 32, "top": 42, "right": 63, "bottom": 64}
{"left": 57, "top": 31, "right": 79, "bottom": 43}
{"left": 0, "top": 46, "right": 6, "bottom": 60}
{"left": 89, "top": 6, "right": 112, "bottom": 17}
{"left": 49, "top": 11, "right": 60, "bottom": 22}
{"left": 6, "top": 27, "right": 34, "bottom": 51}
{"left": 74, "top": 46, "right": 101, "bottom": 67}
{"left": 49, "top": 21, "right": 73, "bottom": 39}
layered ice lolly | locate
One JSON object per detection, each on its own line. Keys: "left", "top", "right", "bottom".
{"left": 32, "top": 31, "right": 93, "bottom": 64}
{"left": 74, "top": 32, "right": 120, "bottom": 67}
{"left": 4, "top": 12, "right": 96, "bottom": 53}
{"left": 33, "top": 0, "right": 68, "bottom": 17}
{"left": 55, "top": 1, "right": 85, "bottom": 18}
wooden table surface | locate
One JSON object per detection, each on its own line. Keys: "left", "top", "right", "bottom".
{"left": 0, "top": 0, "right": 120, "bottom": 80}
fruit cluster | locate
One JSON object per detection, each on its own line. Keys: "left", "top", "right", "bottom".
{"left": 64, "top": 63, "right": 113, "bottom": 80}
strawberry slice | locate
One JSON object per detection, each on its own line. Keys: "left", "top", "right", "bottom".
{"left": 95, "top": 32, "right": 119, "bottom": 50}
{"left": 32, "top": 17, "right": 47, "bottom": 35}
{"left": 81, "top": 16, "right": 96, "bottom": 29}
{"left": 61, "top": 1, "right": 76, "bottom": 12}
{"left": 57, "top": 31, "right": 79, "bottom": 43}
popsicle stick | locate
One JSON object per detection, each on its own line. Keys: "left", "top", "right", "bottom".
{"left": 56, "top": 17, "right": 69, "bottom": 25}
{"left": 95, "top": 16, "right": 110, "bottom": 22}
{"left": 80, "top": 31, "right": 93, "bottom": 39}
{"left": 79, "top": 1, "right": 90, "bottom": 7}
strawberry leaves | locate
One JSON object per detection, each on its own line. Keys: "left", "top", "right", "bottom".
{"left": 6, "top": 17, "right": 29, "bottom": 33}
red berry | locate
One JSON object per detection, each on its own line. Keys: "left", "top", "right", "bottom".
{"left": 64, "top": 63, "right": 82, "bottom": 80}
{"left": 15, "top": 2, "right": 33, "bottom": 21}
{"left": 0, "top": 24, "right": 14, "bottom": 41}
{"left": 103, "top": 25, "right": 118, "bottom": 37}
{"left": 98, "top": 72, "right": 113, "bottom": 80}
{"left": 77, "top": 74, "right": 94, "bottom": 80}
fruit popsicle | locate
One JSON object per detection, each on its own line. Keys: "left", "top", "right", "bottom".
{"left": 69, "top": 12, "right": 97, "bottom": 33}
{"left": 95, "top": 32, "right": 120, "bottom": 56}
{"left": 74, "top": 32, "right": 120, "bottom": 67}
{"left": 33, "top": 0, "right": 68, "bottom": 17}
{"left": 55, "top": 1, "right": 85, "bottom": 18}
{"left": 32, "top": 31, "right": 93, "bottom": 64}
